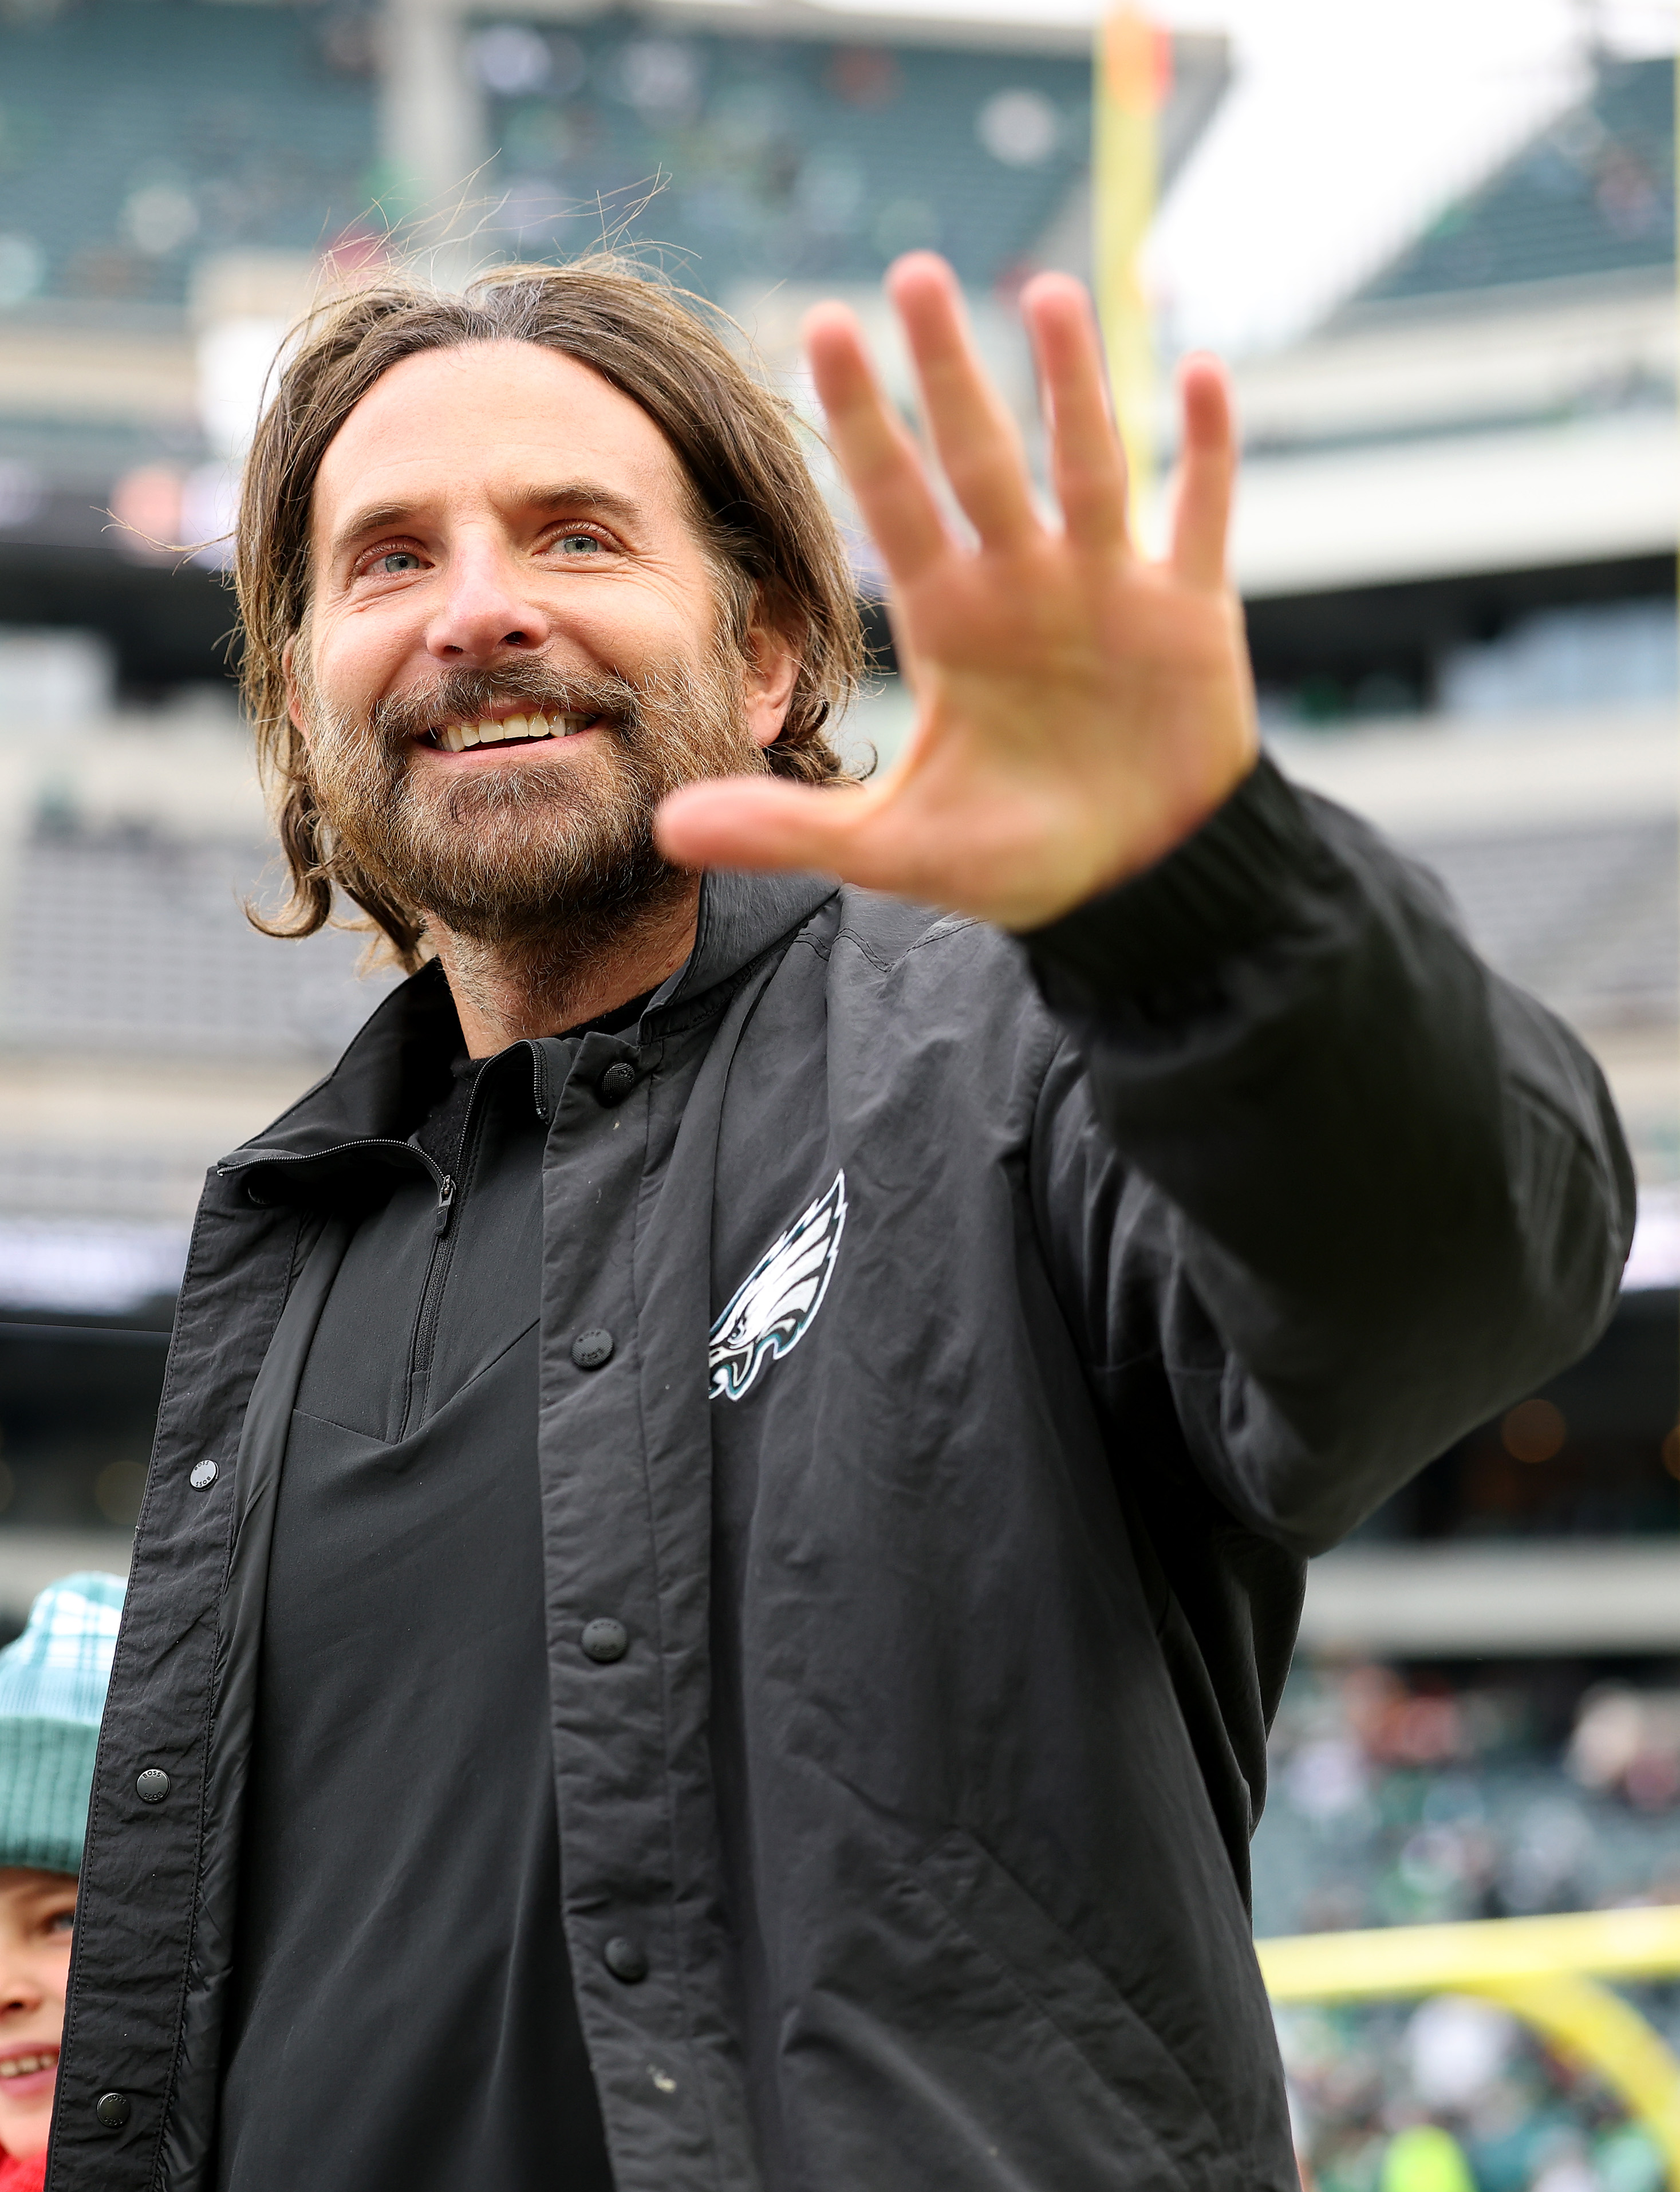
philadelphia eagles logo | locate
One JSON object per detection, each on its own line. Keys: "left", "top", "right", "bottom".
{"left": 708, "top": 1171, "right": 847, "bottom": 1403}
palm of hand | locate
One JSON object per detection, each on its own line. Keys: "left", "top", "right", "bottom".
{"left": 657, "top": 255, "right": 1258, "bottom": 933}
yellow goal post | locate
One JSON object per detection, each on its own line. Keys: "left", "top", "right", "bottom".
{"left": 1258, "top": 1909, "right": 1680, "bottom": 2184}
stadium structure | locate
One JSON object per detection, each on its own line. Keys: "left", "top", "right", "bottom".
{"left": 1222, "top": 61, "right": 1680, "bottom": 2116}
{"left": 1221, "top": 50, "right": 1680, "bottom": 1658}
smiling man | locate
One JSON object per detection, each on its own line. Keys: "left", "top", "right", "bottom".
{"left": 52, "top": 257, "right": 1630, "bottom": 2192}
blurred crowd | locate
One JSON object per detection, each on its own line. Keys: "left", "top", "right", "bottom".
{"left": 1259, "top": 1662, "right": 1680, "bottom": 1937}
{"left": 1281, "top": 1995, "right": 1666, "bottom": 2192}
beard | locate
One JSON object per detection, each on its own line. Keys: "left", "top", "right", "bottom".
{"left": 299, "top": 648, "right": 767, "bottom": 976}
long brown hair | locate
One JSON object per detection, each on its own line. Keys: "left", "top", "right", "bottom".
{"left": 237, "top": 258, "right": 865, "bottom": 969}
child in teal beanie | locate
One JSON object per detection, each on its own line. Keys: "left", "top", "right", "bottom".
{"left": 0, "top": 1574, "right": 124, "bottom": 2189}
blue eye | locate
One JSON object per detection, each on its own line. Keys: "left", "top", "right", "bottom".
{"left": 556, "top": 533, "right": 603, "bottom": 556}
{"left": 377, "top": 551, "right": 422, "bottom": 575}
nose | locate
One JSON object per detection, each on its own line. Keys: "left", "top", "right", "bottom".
{"left": 424, "top": 531, "right": 555, "bottom": 667}
{"left": 0, "top": 1958, "right": 41, "bottom": 2017}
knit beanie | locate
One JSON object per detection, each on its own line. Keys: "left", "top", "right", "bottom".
{"left": 0, "top": 1574, "right": 124, "bottom": 1878}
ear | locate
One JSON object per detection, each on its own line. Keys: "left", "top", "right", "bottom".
{"left": 282, "top": 635, "right": 312, "bottom": 752}
{"left": 742, "top": 618, "right": 802, "bottom": 751}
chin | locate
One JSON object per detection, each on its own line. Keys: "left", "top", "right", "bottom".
{"left": 0, "top": 2111, "right": 51, "bottom": 2162}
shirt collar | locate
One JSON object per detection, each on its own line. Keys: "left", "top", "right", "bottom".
{"left": 219, "top": 867, "right": 838, "bottom": 1167}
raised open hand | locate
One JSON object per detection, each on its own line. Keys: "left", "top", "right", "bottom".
{"left": 654, "top": 251, "right": 1259, "bottom": 933}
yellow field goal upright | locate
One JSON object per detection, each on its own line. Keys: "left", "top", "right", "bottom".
{"left": 1258, "top": 1909, "right": 1680, "bottom": 2185}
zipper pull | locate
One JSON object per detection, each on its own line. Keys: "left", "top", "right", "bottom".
{"left": 433, "top": 1174, "right": 456, "bottom": 1235}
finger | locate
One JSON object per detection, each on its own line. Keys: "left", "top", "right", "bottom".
{"left": 1019, "top": 272, "right": 1130, "bottom": 557}
{"left": 886, "top": 253, "right": 1040, "bottom": 550}
{"left": 882, "top": 593, "right": 919, "bottom": 688}
{"left": 805, "top": 302, "right": 951, "bottom": 590}
{"left": 1169, "top": 354, "right": 1237, "bottom": 590}
{"left": 654, "top": 776, "right": 877, "bottom": 879}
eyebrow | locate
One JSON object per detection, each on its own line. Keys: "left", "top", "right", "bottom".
{"left": 328, "top": 480, "right": 648, "bottom": 564}
{"left": 514, "top": 481, "right": 645, "bottom": 527}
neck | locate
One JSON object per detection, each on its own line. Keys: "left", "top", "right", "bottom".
{"left": 429, "top": 874, "right": 702, "bottom": 1055}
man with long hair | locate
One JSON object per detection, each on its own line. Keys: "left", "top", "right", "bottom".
{"left": 52, "top": 254, "right": 1628, "bottom": 2192}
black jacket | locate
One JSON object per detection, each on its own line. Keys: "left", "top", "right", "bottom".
{"left": 50, "top": 759, "right": 1632, "bottom": 2192}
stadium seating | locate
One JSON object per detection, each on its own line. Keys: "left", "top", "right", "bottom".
{"left": 0, "top": 0, "right": 375, "bottom": 309}
{"left": 1348, "top": 56, "right": 1675, "bottom": 310}
{"left": 0, "top": 0, "right": 1093, "bottom": 310}
{"left": 475, "top": 23, "right": 1089, "bottom": 295}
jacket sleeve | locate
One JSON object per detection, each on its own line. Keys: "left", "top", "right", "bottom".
{"left": 1021, "top": 753, "right": 1636, "bottom": 1558}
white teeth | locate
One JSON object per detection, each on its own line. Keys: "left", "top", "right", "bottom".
{"left": 0, "top": 2052, "right": 54, "bottom": 2078}
{"left": 435, "top": 712, "right": 587, "bottom": 751}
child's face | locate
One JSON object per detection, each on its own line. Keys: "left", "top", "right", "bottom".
{"left": 0, "top": 1868, "right": 76, "bottom": 2160}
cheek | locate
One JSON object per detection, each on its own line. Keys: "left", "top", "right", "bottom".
{"left": 41, "top": 1944, "right": 70, "bottom": 2002}
{"left": 310, "top": 603, "right": 417, "bottom": 713}
{"left": 544, "top": 567, "right": 718, "bottom": 667}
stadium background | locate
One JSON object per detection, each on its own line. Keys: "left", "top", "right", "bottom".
{"left": 0, "top": 3, "right": 1677, "bottom": 2186}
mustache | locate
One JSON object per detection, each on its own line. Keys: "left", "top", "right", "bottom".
{"left": 365, "top": 664, "right": 648, "bottom": 749}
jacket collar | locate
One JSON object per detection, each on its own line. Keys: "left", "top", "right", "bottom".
{"left": 220, "top": 867, "right": 838, "bottom": 1166}
{"left": 665, "top": 868, "right": 836, "bottom": 1010}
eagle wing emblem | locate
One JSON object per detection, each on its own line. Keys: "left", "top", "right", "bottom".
{"left": 708, "top": 1170, "right": 847, "bottom": 1403}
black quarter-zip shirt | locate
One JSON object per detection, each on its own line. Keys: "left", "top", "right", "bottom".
{"left": 214, "top": 1026, "right": 638, "bottom": 2190}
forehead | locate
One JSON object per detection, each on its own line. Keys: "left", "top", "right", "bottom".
{"left": 310, "top": 340, "right": 691, "bottom": 543}
{"left": 0, "top": 1866, "right": 74, "bottom": 1910}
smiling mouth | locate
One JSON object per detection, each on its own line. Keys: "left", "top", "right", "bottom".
{"left": 424, "top": 712, "right": 599, "bottom": 755}
{"left": 0, "top": 2049, "right": 57, "bottom": 2080}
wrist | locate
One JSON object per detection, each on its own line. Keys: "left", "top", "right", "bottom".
{"left": 1021, "top": 754, "right": 1328, "bottom": 1008}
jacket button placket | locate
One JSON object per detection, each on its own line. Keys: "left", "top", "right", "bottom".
{"left": 540, "top": 1039, "right": 694, "bottom": 2146}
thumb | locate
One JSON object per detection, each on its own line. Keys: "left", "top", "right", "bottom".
{"left": 654, "top": 776, "right": 874, "bottom": 876}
